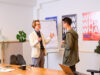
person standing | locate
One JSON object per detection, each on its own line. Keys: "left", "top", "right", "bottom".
{"left": 62, "top": 17, "right": 79, "bottom": 74}
{"left": 29, "top": 20, "right": 54, "bottom": 68}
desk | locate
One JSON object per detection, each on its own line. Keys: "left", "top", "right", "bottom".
{"left": 0, "top": 64, "right": 66, "bottom": 75}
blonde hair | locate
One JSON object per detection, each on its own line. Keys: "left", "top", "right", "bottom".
{"left": 32, "top": 20, "right": 40, "bottom": 28}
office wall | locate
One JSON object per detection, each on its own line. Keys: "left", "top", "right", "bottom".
{"left": 0, "top": 2, "right": 33, "bottom": 59}
{"left": 0, "top": 2, "right": 33, "bottom": 41}
{"left": 39, "top": 0, "right": 100, "bottom": 52}
{"left": 34, "top": 0, "right": 100, "bottom": 74}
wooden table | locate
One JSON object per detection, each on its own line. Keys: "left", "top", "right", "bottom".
{"left": 0, "top": 64, "right": 66, "bottom": 75}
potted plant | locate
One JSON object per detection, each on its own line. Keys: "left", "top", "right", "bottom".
{"left": 94, "top": 40, "right": 100, "bottom": 54}
{"left": 16, "top": 30, "right": 26, "bottom": 42}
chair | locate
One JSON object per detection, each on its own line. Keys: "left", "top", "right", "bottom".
{"left": 59, "top": 64, "right": 74, "bottom": 75}
{"left": 16, "top": 54, "right": 26, "bottom": 65}
{"left": 10, "top": 55, "right": 17, "bottom": 65}
{"left": 87, "top": 69, "right": 100, "bottom": 75}
{"left": 59, "top": 64, "right": 89, "bottom": 75}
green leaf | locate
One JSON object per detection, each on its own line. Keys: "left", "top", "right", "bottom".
{"left": 16, "top": 34, "right": 20, "bottom": 39}
{"left": 16, "top": 30, "right": 26, "bottom": 42}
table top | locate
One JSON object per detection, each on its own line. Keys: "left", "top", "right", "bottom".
{"left": 0, "top": 64, "right": 66, "bottom": 75}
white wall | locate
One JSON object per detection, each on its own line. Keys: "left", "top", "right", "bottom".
{"left": 0, "top": 2, "right": 33, "bottom": 41}
{"left": 39, "top": 0, "right": 100, "bottom": 51}
{"left": 33, "top": 0, "right": 100, "bottom": 74}
{"left": 0, "top": 1, "right": 33, "bottom": 59}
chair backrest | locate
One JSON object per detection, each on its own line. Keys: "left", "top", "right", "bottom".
{"left": 16, "top": 54, "right": 26, "bottom": 65}
{"left": 59, "top": 64, "right": 74, "bottom": 75}
{"left": 10, "top": 55, "right": 17, "bottom": 65}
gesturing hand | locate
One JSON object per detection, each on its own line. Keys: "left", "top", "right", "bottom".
{"left": 50, "top": 33, "right": 54, "bottom": 38}
{"left": 38, "top": 37, "right": 42, "bottom": 42}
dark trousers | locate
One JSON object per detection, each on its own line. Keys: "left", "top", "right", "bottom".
{"left": 70, "top": 65, "right": 76, "bottom": 72}
{"left": 70, "top": 65, "right": 77, "bottom": 75}
{"left": 32, "top": 50, "right": 45, "bottom": 68}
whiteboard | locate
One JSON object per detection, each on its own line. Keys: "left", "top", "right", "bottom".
{"left": 40, "top": 20, "right": 58, "bottom": 50}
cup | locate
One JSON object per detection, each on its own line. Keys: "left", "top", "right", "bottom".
{"left": 19, "top": 65, "right": 26, "bottom": 70}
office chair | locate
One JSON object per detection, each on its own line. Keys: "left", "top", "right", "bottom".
{"left": 16, "top": 54, "right": 26, "bottom": 65}
{"left": 10, "top": 55, "right": 17, "bottom": 65}
{"left": 59, "top": 64, "right": 74, "bottom": 75}
{"left": 59, "top": 64, "right": 88, "bottom": 75}
{"left": 87, "top": 69, "right": 100, "bottom": 75}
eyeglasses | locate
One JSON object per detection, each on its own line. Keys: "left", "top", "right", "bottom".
{"left": 37, "top": 24, "right": 40, "bottom": 26}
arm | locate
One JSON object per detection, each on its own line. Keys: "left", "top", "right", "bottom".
{"left": 65, "top": 33, "right": 74, "bottom": 50}
{"left": 42, "top": 33, "right": 54, "bottom": 44}
{"left": 44, "top": 37, "right": 52, "bottom": 44}
{"left": 61, "top": 40, "right": 65, "bottom": 48}
{"left": 29, "top": 33, "right": 39, "bottom": 47}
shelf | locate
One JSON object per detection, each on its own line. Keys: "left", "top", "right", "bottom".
{"left": 0, "top": 40, "right": 29, "bottom": 43}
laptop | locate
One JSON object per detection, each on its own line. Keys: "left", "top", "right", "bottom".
{"left": 59, "top": 64, "right": 74, "bottom": 75}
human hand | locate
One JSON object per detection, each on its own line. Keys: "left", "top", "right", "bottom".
{"left": 38, "top": 37, "right": 42, "bottom": 42}
{"left": 50, "top": 33, "right": 54, "bottom": 38}
{"left": 61, "top": 40, "right": 65, "bottom": 45}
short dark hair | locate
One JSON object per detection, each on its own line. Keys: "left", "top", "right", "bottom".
{"left": 62, "top": 17, "right": 72, "bottom": 25}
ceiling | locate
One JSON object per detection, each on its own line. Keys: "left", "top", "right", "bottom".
{"left": 0, "top": 0, "right": 37, "bottom": 7}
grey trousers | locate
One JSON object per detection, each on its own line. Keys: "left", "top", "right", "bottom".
{"left": 32, "top": 50, "right": 45, "bottom": 68}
